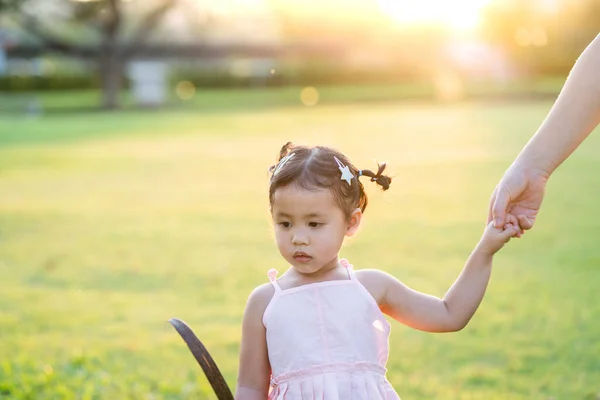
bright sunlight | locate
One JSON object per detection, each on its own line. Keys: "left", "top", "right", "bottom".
{"left": 377, "top": 0, "right": 493, "bottom": 30}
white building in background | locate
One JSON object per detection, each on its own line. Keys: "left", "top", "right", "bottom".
{"left": 127, "top": 61, "right": 169, "bottom": 107}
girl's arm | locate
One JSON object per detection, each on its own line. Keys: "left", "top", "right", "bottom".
{"left": 362, "top": 223, "right": 517, "bottom": 333}
{"left": 235, "top": 284, "right": 273, "bottom": 400}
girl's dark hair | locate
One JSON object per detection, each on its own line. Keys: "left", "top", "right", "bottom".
{"left": 268, "top": 142, "right": 392, "bottom": 217}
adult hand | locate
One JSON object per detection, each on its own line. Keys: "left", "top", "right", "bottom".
{"left": 488, "top": 163, "right": 550, "bottom": 234}
{"left": 488, "top": 34, "right": 600, "bottom": 235}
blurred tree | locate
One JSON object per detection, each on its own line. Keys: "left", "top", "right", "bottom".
{"left": 0, "top": 0, "right": 177, "bottom": 109}
{"left": 481, "top": 0, "right": 600, "bottom": 76}
{"left": 264, "top": 0, "right": 448, "bottom": 83}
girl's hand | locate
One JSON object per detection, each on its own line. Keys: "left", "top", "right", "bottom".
{"left": 476, "top": 221, "right": 520, "bottom": 256}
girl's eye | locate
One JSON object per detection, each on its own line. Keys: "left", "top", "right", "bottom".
{"left": 279, "top": 222, "right": 291, "bottom": 228}
{"left": 308, "top": 222, "right": 322, "bottom": 228}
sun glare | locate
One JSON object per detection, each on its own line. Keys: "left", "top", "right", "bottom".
{"left": 377, "top": 0, "right": 492, "bottom": 30}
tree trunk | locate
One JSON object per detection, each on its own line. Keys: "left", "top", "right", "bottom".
{"left": 99, "top": 50, "right": 123, "bottom": 110}
{"left": 99, "top": 0, "right": 122, "bottom": 110}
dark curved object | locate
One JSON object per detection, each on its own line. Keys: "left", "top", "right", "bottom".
{"left": 169, "top": 318, "right": 234, "bottom": 400}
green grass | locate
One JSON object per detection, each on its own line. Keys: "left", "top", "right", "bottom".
{"left": 0, "top": 76, "right": 565, "bottom": 118}
{"left": 1, "top": 91, "right": 599, "bottom": 399}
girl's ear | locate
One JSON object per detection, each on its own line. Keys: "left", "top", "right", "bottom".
{"left": 346, "top": 208, "right": 362, "bottom": 237}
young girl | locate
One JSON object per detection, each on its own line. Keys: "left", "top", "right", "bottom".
{"left": 236, "top": 142, "right": 519, "bottom": 400}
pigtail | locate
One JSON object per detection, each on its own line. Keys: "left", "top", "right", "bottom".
{"left": 278, "top": 141, "right": 294, "bottom": 161}
{"left": 269, "top": 141, "right": 295, "bottom": 175}
{"left": 358, "top": 162, "right": 392, "bottom": 191}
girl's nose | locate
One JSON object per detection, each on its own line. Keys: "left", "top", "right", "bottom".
{"left": 292, "top": 230, "right": 309, "bottom": 245}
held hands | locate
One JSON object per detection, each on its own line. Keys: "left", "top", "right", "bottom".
{"left": 478, "top": 161, "right": 548, "bottom": 254}
{"left": 488, "top": 162, "right": 550, "bottom": 236}
{"left": 477, "top": 221, "right": 520, "bottom": 255}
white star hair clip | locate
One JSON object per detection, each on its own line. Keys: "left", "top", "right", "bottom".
{"left": 273, "top": 152, "right": 295, "bottom": 176}
{"left": 334, "top": 156, "right": 354, "bottom": 186}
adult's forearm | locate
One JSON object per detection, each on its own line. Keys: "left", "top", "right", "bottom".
{"left": 516, "top": 34, "right": 600, "bottom": 175}
{"left": 442, "top": 248, "right": 493, "bottom": 331}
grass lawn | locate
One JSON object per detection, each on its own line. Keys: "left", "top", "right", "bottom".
{"left": 0, "top": 90, "right": 599, "bottom": 399}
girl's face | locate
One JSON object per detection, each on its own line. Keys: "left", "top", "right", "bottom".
{"left": 271, "top": 185, "right": 361, "bottom": 275}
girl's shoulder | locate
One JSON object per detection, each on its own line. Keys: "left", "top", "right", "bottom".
{"left": 354, "top": 268, "right": 394, "bottom": 306}
{"left": 244, "top": 282, "right": 276, "bottom": 318}
{"left": 354, "top": 268, "right": 392, "bottom": 284}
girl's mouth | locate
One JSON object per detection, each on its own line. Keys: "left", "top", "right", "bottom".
{"left": 293, "top": 252, "right": 312, "bottom": 262}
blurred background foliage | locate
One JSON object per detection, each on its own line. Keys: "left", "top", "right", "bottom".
{"left": 0, "top": 0, "right": 598, "bottom": 108}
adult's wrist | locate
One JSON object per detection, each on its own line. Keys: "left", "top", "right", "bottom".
{"left": 511, "top": 149, "right": 553, "bottom": 182}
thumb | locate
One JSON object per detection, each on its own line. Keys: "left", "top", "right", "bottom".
{"left": 491, "top": 186, "right": 509, "bottom": 229}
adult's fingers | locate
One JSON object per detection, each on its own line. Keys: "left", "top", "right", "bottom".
{"left": 517, "top": 214, "right": 534, "bottom": 231}
{"left": 491, "top": 185, "right": 510, "bottom": 229}
{"left": 487, "top": 189, "right": 497, "bottom": 224}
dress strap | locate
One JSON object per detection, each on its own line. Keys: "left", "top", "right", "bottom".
{"left": 267, "top": 268, "right": 282, "bottom": 292}
{"left": 339, "top": 258, "right": 355, "bottom": 280}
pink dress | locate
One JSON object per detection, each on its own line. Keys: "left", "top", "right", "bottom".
{"left": 263, "top": 259, "right": 401, "bottom": 400}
